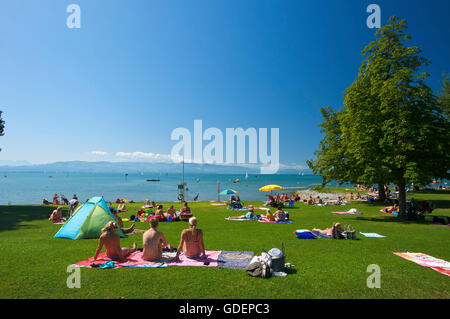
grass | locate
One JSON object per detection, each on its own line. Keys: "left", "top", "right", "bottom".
{"left": 0, "top": 190, "right": 449, "bottom": 299}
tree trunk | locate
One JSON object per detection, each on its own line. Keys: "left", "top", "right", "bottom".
{"left": 398, "top": 179, "right": 407, "bottom": 219}
{"left": 378, "top": 183, "right": 386, "bottom": 202}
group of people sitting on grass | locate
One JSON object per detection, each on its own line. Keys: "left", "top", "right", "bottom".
{"left": 227, "top": 205, "right": 289, "bottom": 222}
{"left": 135, "top": 202, "right": 194, "bottom": 222}
{"left": 93, "top": 216, "right": 206, "bottom": 263}
{"left": 229, "top": 196, "right": 243, "bottom": 209}
{"left": 48, "top": 195, "right": 80, "bottom": 222}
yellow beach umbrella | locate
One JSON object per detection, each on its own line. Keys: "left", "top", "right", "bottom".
{"left": 259, "top": 184, "right": 284, "bottom": 192}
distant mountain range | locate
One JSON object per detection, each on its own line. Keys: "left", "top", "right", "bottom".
{"left": 0, "top": 160, "right": 312, "bottom": 174}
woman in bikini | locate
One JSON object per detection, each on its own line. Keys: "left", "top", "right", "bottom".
{"left": 49, "top": 206, "right": 63, "bottom": 221}
{"left": 175, "top": 217, "right": 206, "bottom": 260}
{"left": 93, "top": 221, "right": 137, "bottom": 263}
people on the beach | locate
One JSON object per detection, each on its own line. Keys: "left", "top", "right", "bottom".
{"left": 49, "top": 206, "right": 63, "bottom": 221}
{"left": 112, "top": 210, "right": 135, "bottom": 234}
{"left": 265, "top": 209, "right": 275, "bottom": 221}
{"left": 381, "top": 203, "right": 398, "bottom": 214}
{"left": 175, "top": 217, "right": 206, "bottom": 260}
{"left": 154, "top": 204, "right": 165, "bottom": 221}
{"left": 117, "top": 203, "right": 127, "bottom": 212}
{"left": 227, "top": 206, "right": 257, "bottom": 220}
{"left": 68, "top": 197, "right": 79, "bottom": 218}
{"left": 273, "top": 207, "right": 287, "bottom": 221}
{"left": 93, "top": 221, "right": 137, "bottom": 263}
{"left": 52, "top": 194, "right": 59, "bottom": 205}
{"left": 142, "top": 219, "right": 169, "bottom": 261}
{"left": 164, "top": 205, "right": 178, "bottom": 220}
{"left": 313, "top": 222, "right": 343, "bottom": 238}
{"left": 180, "top": 202, "right": 193, "bottom": 220}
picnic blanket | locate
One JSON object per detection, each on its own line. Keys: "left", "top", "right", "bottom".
{"left": 217, "top": 251, "right": 254, "bottom": 269}
{"left": 225, "top": 217, "right": 252, "bottom": 221}
{"left": 331, "top": 211, "right": 362, "bottom": 215}
{"left": 258, "top": 216, "right": 293, "bottom": 224}
{"left": 360, "top": 232, "right": 386, "bottom": 238}
{"left": 394, "top": 252, "right": 450, "bottom": 277}
{"left": 293, "top": 229, "right": 331, "bottom": 239}
{"left": 75, "top": 250, "right": 222, "bottom": 269}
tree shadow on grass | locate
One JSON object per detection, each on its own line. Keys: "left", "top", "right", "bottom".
{"left": 353, "top": 215, "right": 445, "bottom": 226}
{"left": 0, "top": 205, "right": 60, "bottom": 232}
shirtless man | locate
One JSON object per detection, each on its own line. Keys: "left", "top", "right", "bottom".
{"left": 93, "top": 221, "right": 137, "bottom": 263}
{"left": 306, "top": 196, "right": 313, "bottom": 205}
{"left": 154, "top": 205, "right": 165, "bottom": 221}
{"left": 142, "top": 219, "right": 169, "bottom": 261}
{"left": 164, "top": 205, "right": 177, "bottom": 220}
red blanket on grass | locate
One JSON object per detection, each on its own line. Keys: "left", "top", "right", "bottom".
{"left": 74, "top": 250, "right": 221, "bottom": 268}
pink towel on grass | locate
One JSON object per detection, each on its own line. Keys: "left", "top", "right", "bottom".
{"left": 75, "top": 250, "right": 221, "bottom": 268}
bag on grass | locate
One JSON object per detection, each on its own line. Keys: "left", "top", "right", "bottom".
{"left": 246, "top": 261, "right": 272, "bottom": 278}
{"left": 343, "top": 224, "right": 357, "bottom": 240}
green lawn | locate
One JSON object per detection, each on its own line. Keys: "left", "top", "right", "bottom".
{"left": 0, "top": 190, "right": 449, "bottom": 299}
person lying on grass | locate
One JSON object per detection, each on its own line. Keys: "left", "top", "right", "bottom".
{"left": 175, "top": 217, "right": 206, "bottom": 261}
{"left": 380, "top": 203, "right": 398, "bottom": 214}
{"left": 312, "top": 222, "right": 343, "bottom": 237}
{"left": 93, "top": 221, "right": 137, "bottom": 263}
{"left": 49, "top": 206, "right": 63, "bottom": 221}
{"left": 142, "top": 218, "right": 170, "bottom": 261}
{"left": 306, "top": 196, "right": 313, "bottom": 205}
{"left": 227, "top": 206, "right": 258, "bottom": 220}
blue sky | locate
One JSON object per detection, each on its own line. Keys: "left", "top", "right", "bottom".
{"left": 0, "top": 0, "right": 449, "bottom": 168}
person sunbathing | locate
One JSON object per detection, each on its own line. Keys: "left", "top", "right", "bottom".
{"left": 49, "top": 206, "right": 63, "bottom": 221}
{"left": 348, "top": 192, "right": 353, "bottom": 201}
{"left": 228, "top": 207, "right": 257, "bottom": 220}
{"left": 154, "top": 205, "right": 165, "bottom": 221}
{"left": 143, "top": 199, "right": 152, "bottom": 208}
{"left": 273, "top": 208, "right": 287, "bottom": 221}
{"left": 164, "top": 205, "right": 177, "bottom": 220}
{"left": 312, "top": 222, "right": 343, "bottom": 237}
{"left": 180, "top": 202, "right": 193, "bottom": 220}
{"left": 52, "top": 194, "right": 59, "bottom": 205}
{"left": 381, "top": 203, "right": 398, "bottom": 214}
{"left": 175, "top": 217, "right": 206, "bottom": 260}
{"left": 265, "top": 209, "right": 275, "bottom": 221}
{"left": 142, "top": 218, "right": 169, "bottom": 261}
{"left": 306, "top": 196, "right": 313, "bottom": 205}
{"left": 117, "top": 203, "right": 127, "bottom": 212}
{"left": 42, "top": 198, "right": 50, "bottom": 205}
{"left": 93, "top": 221, "right": 137, "bottom": 263}
{"left": 314, "top": 196, "right": 322, "bottom": 205}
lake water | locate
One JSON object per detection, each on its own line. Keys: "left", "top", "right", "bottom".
{"left": 0, "top": 172, "right": 343, "bottom": 205}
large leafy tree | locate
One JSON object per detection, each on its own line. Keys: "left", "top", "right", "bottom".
{"left": 437, "top": 74, "right": 450, "bottom": 118}
{"left": 308, "top": 17, "right": 450, "bottom": 218}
